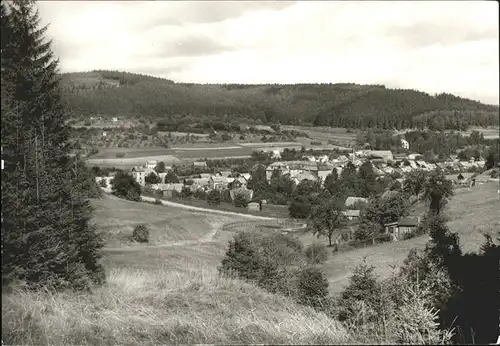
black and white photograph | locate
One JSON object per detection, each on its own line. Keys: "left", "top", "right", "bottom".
{"left": 1, "top": 0, "right": 499, "bottom": 344}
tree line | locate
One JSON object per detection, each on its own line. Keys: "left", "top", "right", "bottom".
{"left": 60, "top": 70, "right": 499, "bottom": 130}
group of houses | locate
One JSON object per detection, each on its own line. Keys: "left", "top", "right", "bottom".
{"left": 95, "top": 147, "right": 494, "bottom": 240}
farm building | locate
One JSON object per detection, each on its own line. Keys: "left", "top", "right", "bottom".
{"left": 446, "top": 173, "right": 476, "bottom": 187}
{"left": 342, "top": 209, "right": 361, "bottom": 221}
{"left": 317, "top": 169, "right": 333, "bottom": 185}
{"left": 345, "top": 197, "right": 368, "bottom": 208}
{"left": 407, "top": 153, "right": 422, "bottom": 160}
{"left": 210, "top": 176, "right": 229, "bottom": 190}
{"left": 131, "top": 166, "right": 157, "bottom": 186}
{"left": 266, "top": 162, "right": 289, "bottom": 180}
{"left": 271, "top": 150, "right": 281, "bottom": 160}
{"left": 291, "top": 171, "right": 318, "bottom": 184}
{"left": 152, "top": 183, "right": 184, "bottom": 196}
{"left": 247, "top": 201, "right": 263, "bottom": 212}
{"left": 384, "top": 216, "right": 421, "bottom": 241}
{"left": 194, "top": 161, "right": 207, "bottom": 168}
{"left": 145, "top": 160, "right": 158, "bottom": 170}
{"left": 393, "top": 153, "right": 407, "bottom": 161}
{"left": 368, "top": 150, "right": 394, "bottom": 162}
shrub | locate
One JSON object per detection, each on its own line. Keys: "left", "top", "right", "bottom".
{"left": 219, "top": 231, "right": 307, "bottom": 297}
{"left": 233, "top": 192, "right": 248, "bottom": 208}
{"left": 207, "top": 189, "right": 221, "bottom": 206}
{"left": 387, "top": 283, "right": 454, "bottom": 345}
{"left": 116, "top": 152, "right": 125, "bottom": 158}
{"left": 132, "top": 224, "right": 149, "bottom": 243}
{"left": 99, "top": 179, "right": 108, "bottom": 188}
{"left": 111, "top": 172, "right": 141, "bottom": 201}
{"left": 154, "top": 199, "right": 162, "bottom": 205}
{"left": 145, "top": 172, "right": 160, "bottom": 184}
{"left": 288, "top": 199, "right": 311, "bottom": 219}
{"left": 337, "top": 259, "right": 382, "bottom": 325}
{"left": 297, "top": 267, "right": 329, "bottom": 308}
{"left": 192, "top": 189, "right": 206, "bottom": 200}
{"left": 305, "top": 242, "right": 328, "bottom": 264}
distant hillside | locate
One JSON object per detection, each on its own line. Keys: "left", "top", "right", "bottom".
{"left": 60, "top": 70, "right": 499, "bottom": 130}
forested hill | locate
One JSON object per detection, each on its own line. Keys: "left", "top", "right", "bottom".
{"left": 60, "top": 70, "right": 499, "bottom": 130}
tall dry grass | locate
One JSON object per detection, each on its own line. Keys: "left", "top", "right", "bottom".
{"left": 2, "top": 266, "right": 352, "bottom": 345}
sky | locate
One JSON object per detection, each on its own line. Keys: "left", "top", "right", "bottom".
{"left": 37, "top": 1, "right": 499, "bottom": 105}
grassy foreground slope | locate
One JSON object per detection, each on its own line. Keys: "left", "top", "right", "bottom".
{"left": 2, "top": 269, "right": 351, "bottom": 345}
{"left": 2, "top": 196, "right": 352, "bottom": 345}
{"left": 3, "top": 183, "right": 497, "bottom": 344}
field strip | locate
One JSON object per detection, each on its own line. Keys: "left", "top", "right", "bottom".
{"left": 239, "top": 142, "right": 302, "bottom": 147}
{"left": 102, "top": 227, "right": 221, "bottom": 252}
{"left": 172, "top": 146, "right": 243, "bottom": 150}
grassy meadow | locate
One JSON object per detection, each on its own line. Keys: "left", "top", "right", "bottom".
{"left": 2, "top": 182, "right": 498, "bottom": 344}
{"left": 2, "top": 195, "right": 353, "bottom": 345}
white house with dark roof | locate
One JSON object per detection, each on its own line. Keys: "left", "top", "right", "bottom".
{"left": 131, "top": 166, "right": 158, "bottom": 186}
{"left": 345, "top": 197, "right": 368, "bottom": 208}
{"left": 146, "top": 160, "right": 158, "bottom": 169}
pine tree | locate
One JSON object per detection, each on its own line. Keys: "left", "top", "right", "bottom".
{"left": 1, "top": 0, "right": 104, "bottom": 290}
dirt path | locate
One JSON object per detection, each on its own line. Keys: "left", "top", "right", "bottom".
{"left": 140, "top": 196, "right": 282, "bottom": 221}
{"left": 101, "top": 193, "right": 288, "bottom": 252}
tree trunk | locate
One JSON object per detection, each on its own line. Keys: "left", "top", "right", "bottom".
{"left": 328, "top": 233, "right": 332, "bottom": 247}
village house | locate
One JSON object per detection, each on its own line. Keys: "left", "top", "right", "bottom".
{"left": 271, "top": 150, "right": 281, "bottom": 160}
{"left": 131, "top": 166, "right": 158, "bottom": 186}
{"left": 393, "top": 153, "right": 407, "bottom": 161}
{"left": 342, "top": 209, "right": 361, "bottom": 221}
{"left": 384, "top": 216, "right": 421, "bottom": 241}
{"left": 317, "top": 168, "right": 333, "bottom": 185}
{"left": 158, "top": 172, "right": 167, "bottom": 183}
{"left": 345, "top": 197, "right": 368, "bottom": 209}
{"left": 210, "top": 176, "right": 229, "bottom": 190}
{"left": 152, "top": 183, "right": 184, "bottom": 197}
{"left": 200, "top": 173, "right": 212, "bottom": 179}
{"left": 193, "top": 161, "right": 208, "bottom": 168}
{"left": 446, "top": 173, "right": 476, "bottom": 188}
{"left": 229, "top": 176, "right": 248, "bottom": 189}
{"left": 291, "top": 171, "right": 318, "bottom": 185}
{"left": 191, "top": 178, "right": 211, "bottom": 190}
{"left": 240, "top": 173, "right": 251, "bottom": 181}
{"left": 416, "top": 160, "right": 428, "bottom": 170}
{"left": 407, "top": 153, "right": 422, "bottom": 160}
{"left": 266, "top": 162, "right": 289, "bottom": 180}
{"left": 368, "top": 150, "right": 394, "bottom": 162}
{"left": 247, "top": 201, "right": 263, "bottom": 212}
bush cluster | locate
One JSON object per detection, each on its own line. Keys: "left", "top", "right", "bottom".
{"left": 218, "top": 231, "right": 329, "bottom": 307}
{"left": 132, "top": 224, "right": 150, "bottom": 243}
